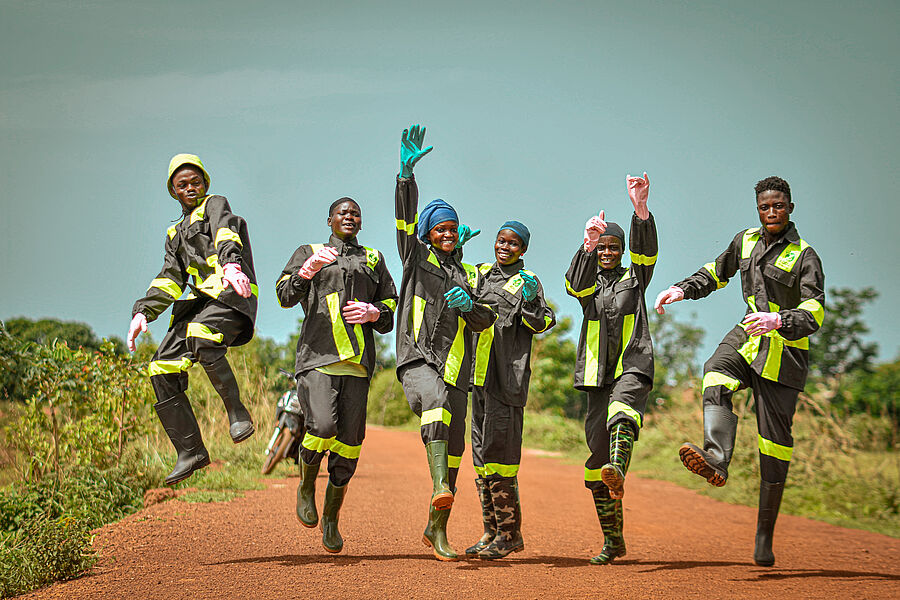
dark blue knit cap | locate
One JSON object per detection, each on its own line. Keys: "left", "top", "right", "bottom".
{"left": 418, "top": 198, "right": 459, "bottom": 240}
{"left": 498, "top": 220, "right": 530, "bottom": 248}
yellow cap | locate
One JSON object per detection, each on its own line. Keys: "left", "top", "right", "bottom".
{"left": 167, "top": 154, "right": 210, "bottom": 199}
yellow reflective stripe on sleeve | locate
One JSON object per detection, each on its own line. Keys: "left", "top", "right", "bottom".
{"left": 149, "top": 278, "right": 183, "bottom": 299}
{"left": 502, "top": 274, "right": 524, "bottom": 295}
{"left": 473, "top": 324, "right": 495, "bottom": 387}
{"left": 448, "top": 455, "right": 462, "bottom": 469}
{"left": 565, "top": 277, "right": 596, "bottom": 298}
{"left": 330, "top": 439, "right": 362, "bottom": 460}
{"left": 741, "top": 228, "right": 760, "bottom": 259}
{"left": 214, "top": 227, "right": 242, "bottom": 248}
{"left": 186, "top": 323, "right": 224, "bottom": 343}
{"left": 189, "top": 197, "right": 208, "bottom": 224}
{"left": 703, "top": 262, "right": 727, "bottom": 290}
{"left": 584, "top": 467, "right": 604, "bottom": 482}
{"left": 363, "top": 246, "right": 380, "bottom": 270}
{"left": 523, "top": 314, "right": 553, "bottom": 333}
{"left": 427, "top": 251, "right": 440, "bottom": 267}
{"left": 147, "top": 357, "right": 193, "bottom": 377}
{"left": 463, "top": 263, "right": 479, "bottom": 289}
{"left": 309, "top": 243, "right": 325, "bottom": 253}
{"left": 326, "top": 292, "right": 357, "bottom": 361}
{"left": 584, "top": 320, "right": 601, "bottom": 387}
{"left": 702, "top": 372, "right": 741, "bottom": 392}
{"left": 614, "top": 313, "right": 636, "bottom": 378}
{"left": 442, "top": 317, "right": 466, "bottom": 385}
{"left": 738, "top": 335, "right": 760, "bottom": 365}
{"left": 167, "top": 225, "right": 178, "bottom": 240}
{"left": 278, "top": 274, "right": 291, "bottom": 285}
{"left": 302, "top": 432, "right": 334, "bottom": 454}
{"left": 421, "top": 407, "right": 452, "bottom": 427}
{"left": 630, "top": 251, "right": 657, "bottom": 266}
{"left": 484, "top": 462, "right": 520, "bottom": 477}
{"left": 798, "top": 299, "right": 825, "bottom": 327}
{"left": 758, "top": 435, "right": 793, "bottom": 462}
{"left": 396, "top": 213, "right": 418, "bottom": 235}
{"left": 608, "top": 400, "right": 642, "bottom": 429}
{"left": 412, "top": 295, "right": 426, "bottom": 342}
{"left": 381, "top": 298, "right": 397, "bottom": 312}
{"left": 474, "top": 465, "right": 487, "bottom": 477}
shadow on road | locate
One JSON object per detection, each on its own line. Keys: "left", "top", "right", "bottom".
{"left": 210, "top": 553, "right": 591, "bottom": 568}
{"left": 635, "top": 560, "right": 900, "bottom": 582}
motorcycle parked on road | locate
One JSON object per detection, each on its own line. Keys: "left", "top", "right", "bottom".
{"left": 261, "top": 369, "right": 305, "bottom": 474}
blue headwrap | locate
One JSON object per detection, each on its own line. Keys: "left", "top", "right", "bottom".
{"left": 418, "top": 198, "right": 459, "bottom": 240}
{"left": 498, "top": 220, "right": 530, "bottom": 248}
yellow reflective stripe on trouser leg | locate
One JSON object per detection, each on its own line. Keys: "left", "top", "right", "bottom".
{"left": 473, "top": 325, "right": 494, "bottom": 387}
{"left": 702, "top": 372, "right": 741, "bottom": 392}
{"left": 584, "top": 320, "right": 601, "bottom": 387}
{"left": 614, "top": 314, "right": 636, "bottom": 378}
{"left": 758, "top": 435, "right": 793, "bottom": 461}
{"left": 584, "top": 467, "right": 604, "bottom": 482}
{"left": 330, "top": 439, "right": 362, "bottom": 460}
{"left": 607, "top": 400, "right": 642, "bottom": 429}
{"left": 442, "top": 317, "right": 466, "bottom": 386}
{"left": 421, "top": 407, "right": 452, "bottom": 427}
{"left": 485, "top": 462, "right": 519, "bottom": 477}
{"left": 148, "top": 357, "right": 193, "bottom": 377}
{"left": 186, "top": 322, "right": 224, "bottom": 343}
{"left": 448, "top": 455, "right": 462, "bottom": 469}
{"left": 326, "top": 292, "right": 357, "bottom": 360}
{"left": 302, "top": 432, "right": 334, "bottom": 454}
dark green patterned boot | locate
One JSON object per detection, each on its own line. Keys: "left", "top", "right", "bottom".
{"left": 478, "top": 477, "right": 524, "bottom": 559}
{"left": 589, "top": 487, "right": 626, "bottom": 564}
{"left": 465, "top": 477, "right": 496, "bottom": 557}
{"left": 423, "top": 502, "right": 459, "bottom": 561}
{"left": 425, "top": 440, "right": 453, "bottom": 510}
{"left": 320, "top": 481, "right": 347, "bottom": 553}
{"left": 600, "top": 423, "right": 635, "bottom": 500}
{"left": 296, "top": 459, "right": 320, "bottom": 528}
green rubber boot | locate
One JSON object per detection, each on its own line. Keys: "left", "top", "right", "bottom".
{"left": 478, "top": 477, "right": 524, "bottom": 559}
{"left": 600, "top": 423, "right": 635, "bottom": 499}
{"left": 320, "top": 481, "right": 347, "bottom": 553}
{"left": 465, "top": 477, "right": 496, "bottom": 557}
{"left": 296, "top": 459, "right": 320, "bottom": 528}
{"left": 589, "top": 487, "right": 626, "bottom": 564}
{"left": 425, "top": 440, "right": 453, "bottom": 510}
{"left": 423, "top": 502, "right": 459, "bottom": 561}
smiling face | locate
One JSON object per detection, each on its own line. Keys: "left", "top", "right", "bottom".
{"left": 428, "top": 220, "right": 459, "bottom": 253}
{"left": 494, "top": 229, "right": 526, "bottom": 265}
{"left": 597, "top": 235, "right": 623, "bottom": 270}
{"left": 170, "top": 166, "right": 207, "bottom": 209}
{"left": 327, "top": 200, "right": 362, "bottom": 240}
{"left": 756, "top": 190, "right": 793, "bottom": 239}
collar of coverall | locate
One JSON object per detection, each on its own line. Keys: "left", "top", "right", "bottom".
{"left": 329, "top": 233, "right": 361, "bottom": 254}
{"left": 496, "top": 259, "right": 525, "bottom": 277}
{"left": 764, "top": 221, "right": 798, "bottom": 246}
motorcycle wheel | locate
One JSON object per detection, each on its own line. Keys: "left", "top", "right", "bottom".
{"left": 261, "top": 428, "right": 294, "bottom": 475}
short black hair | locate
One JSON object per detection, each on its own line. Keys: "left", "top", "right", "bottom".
{"left": 328, "top": 197, "right": 360, "bottom": 217}
{"left": 755, "top": 176, "right": 791, "bottom": 203}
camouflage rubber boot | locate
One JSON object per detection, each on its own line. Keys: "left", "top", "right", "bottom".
{"left": 589, "top": 487, "right": 626, "bottom": 564}
{"left": 154, "top": 394, "right": 211, "bottom": 486}
{"left": 465, "top": 477, "right": 496, "bottom": 557}
{"left": 296, "top": 459, "right": 320, "bottom": 528}
{"left": 679, "top": 404, "right": 738, "bottom": 487}
{"left": 600, "top": 422, "right": 635, "bottom": 499}
{"left": 423, "top": 502, "right": 459, "bottom": 561}
{"left": 753, "top": 480, "right": 784, "bottom": 567}
{"left": 320, "top": 481, "right": 347, "bottom": 553}
{"left": 425, "top": 440, "right": 453, "bottom": 510}
{"left": 478, "top": 477, "right": 524, "bottom": 559}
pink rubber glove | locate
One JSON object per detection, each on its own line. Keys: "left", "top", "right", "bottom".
{"left": 127, "top": 313, "right": 148, "bottom": 352}
{"left": 627, "top": 172, "right": 650, "bottom": 220}
{"left": 342, "top": 301, "right": 381, "bottom": 324}
{"left": 222, "top": 263, "right": 252, "bottom": 298}
{"left": 742, "top": 312, "right": 782, "bottom": 337}
{"left": 583, "top": 210, "right": 607, "bottom": 252}
{"left": 654, "top": 286, "right": 685, "bottom": 314}
{"left": 298, "top": 246, "right": 339, "bottom": 279}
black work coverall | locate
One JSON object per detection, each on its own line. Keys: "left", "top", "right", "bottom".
{"left": 132, "top": 194, "right": 258, "bottom": 403}
{"left": 471, "top": 260, "right": 556, "bottom": 480}
{"left": 276, "top": 234, "right": 397, "bottom": 486}
{"left": 395, "top": 175, "right": 496, "bottom": 489}
{"left": 565, "top": 213, "right": 657, "bottom": 492}
{"left": 673, "top": 222, "right": 825, "bottom": 484}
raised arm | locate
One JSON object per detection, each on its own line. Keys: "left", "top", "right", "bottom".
{"left": 395, "top": 125, "right": 433, "bottom": 261}
{"left": 656, "top": 231, "right": 742, "bottom": 314}
{"left": 626, "top": 173, "right": 657, "bottom": 290}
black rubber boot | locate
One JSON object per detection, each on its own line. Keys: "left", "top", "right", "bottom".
{"left": 425, "top": 440, "right": 453, "bottom": 510}
{"left": 589, "top": 487, "right": 626, "bottom": 564}
{"left": 202, "top": 356, "right": 254, "bottom": 443}
{"left": 478, "top": 477, "right": 524, "bottom": 559}
{"left": 600, "top": 423, "right": 635, "bottom": 499}
{"left": 423, "top": 501, "right": 459, "bottom": 561}
{"left": 679, "top": 404, "right": 737, "bottom": 487}
{"left": 296, "top": 459, "right": 320, "bottom": 528}
{"left": 154, "top": 394, "right": 211, "bottom": 486}
{"left": 320, "top": 481, "right": 347, "bottom": 553}
{"left": 465, "top": 477, "right": 496, "bottom": 557}
{"left": 753, "top": 480, "right": 785, "bottom": 566}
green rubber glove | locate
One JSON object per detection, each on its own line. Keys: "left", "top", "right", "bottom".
{"left": 400, "top": 124, "right": 434, "bottom": 178}
{"left": 444, "top": 286, "right": 474, "bottom": 312}
{"left": 520, "top": 270, "right": 538, "bottom": 302}
{"left": 455, "top": 224, "right": 481, "bottom": 248}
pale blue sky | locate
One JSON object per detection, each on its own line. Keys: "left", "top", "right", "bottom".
{"left": 1, "top": 1, "right": 897, "bottom": 360}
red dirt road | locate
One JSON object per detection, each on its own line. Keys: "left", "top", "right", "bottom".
{"left": 24, "top": 427, "right": 900, "bottom": 599}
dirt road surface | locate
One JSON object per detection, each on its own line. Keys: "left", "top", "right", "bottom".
{"left": 23, "top": 427, "right": 900, "bottom": 599}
